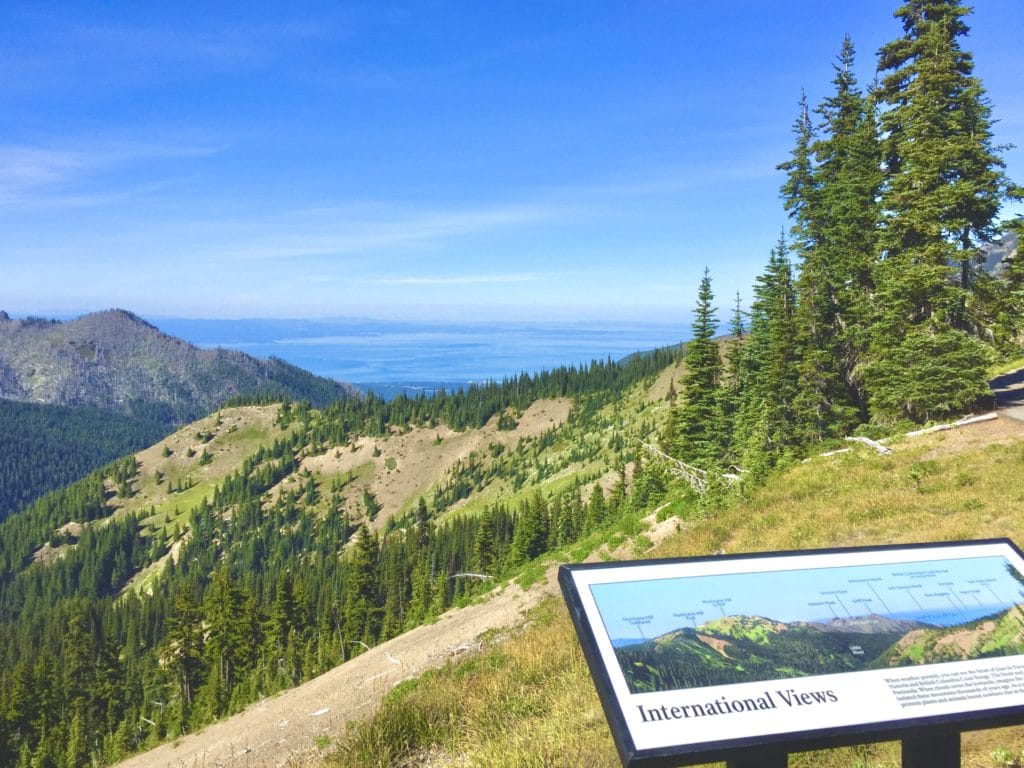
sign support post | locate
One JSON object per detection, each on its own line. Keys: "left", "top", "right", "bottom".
{"left": 902, "top": 730, "right": 960, "bottom": 768}
{"left": 725, "top": 732, "right": 962, "bottom": 768}
{"left": 725, "top": 747, "right": 788, "bottom": 767}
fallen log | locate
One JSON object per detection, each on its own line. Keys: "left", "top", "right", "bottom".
{"left": 845, "top": 436, "right": 893, "bottom": 455}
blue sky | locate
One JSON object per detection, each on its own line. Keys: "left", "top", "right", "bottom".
{"left": 3, "top": 1, "right": 1023, "bottom": 322}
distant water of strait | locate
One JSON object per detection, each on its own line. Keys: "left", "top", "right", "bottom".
{"left": 154, "top": 317, "right": 693, "bottom": 400}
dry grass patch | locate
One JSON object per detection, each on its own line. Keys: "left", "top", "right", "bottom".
{"left": 125, "top": 404, "right": 291, "bottom": 523}
{"left": 660, "top": 420, "right": 1024, "bottom": 559}
{"left": 330, "top": 599, "right": 618, "bottom": 768}
{"left": 289, "top": 398, "right": 573, "bottom": 528}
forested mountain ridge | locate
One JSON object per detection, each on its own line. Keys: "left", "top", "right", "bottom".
{"left": 0, "top": 345, "right": 677, "bottom": 765}
{"left": 0, "top": 308, "right": 358, "bottom": 523}
{"left": 0, "top": 309, "right": 357, "bottom": 426}
{"left": 616, "top": 613, "right": 928, "bottom": 692}
{"left": 616, "top": 606, "right": 1024, "bottom": 694}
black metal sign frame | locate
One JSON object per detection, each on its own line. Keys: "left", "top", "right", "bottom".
{"left": 559, "top": 539, "right": 1024, "bottom": 767}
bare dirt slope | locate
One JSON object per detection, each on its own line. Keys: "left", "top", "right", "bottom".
{"left": 276, "top": 397, "right": 571, "bottom": 527}
{"left": 113, "top": 577, "right": 555, "bottom": 768}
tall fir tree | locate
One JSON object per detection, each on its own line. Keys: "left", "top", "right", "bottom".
{"left": 735, "top": 238, "right": 802, "bottom": 471}
{"left": 164, "top": 584, "right": 204, "bottom": 723}
{"left": 813, "top": 37, "right": 882, "bottom": 344}
{"left": 784, "top": 37, "right": 881, "bottom": 440}
{"left": 342, "top": 525, "right": 381, "bottom": 646}
{"left": 509, "top": 492, "right": 548, "bottom": 566}
{"left": 472, "top": 504, "right": 497, "bottom": 575}
{"left": 777, "top": 92, "right": 818, "bottom": 256}
{"left": 718, "top": 292, "right": 746, "bottom": 466}
{"left": 868, "top": 0, "right": 1013, "bottom": 421}
{"left": 202, "top": 567, "right": 247, "bottom": 712}
{"left": 671, "top": 268, "right": 724, "bottom": 468}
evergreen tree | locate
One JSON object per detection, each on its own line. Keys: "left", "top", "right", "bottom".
{"left": 735, "top": 239, "right": 802, "bottom": 468}
{"left": 777, "top": 91, "right": 818, "bottom": 257}
{"left": 428, "top": 572, "right": 448, "bottom": 617}
{"left": 719, "top": 292, "right": 746, "bottom": 464}
{"left": 472, "top": 505, "right": 497, "bottom": 574}
{"left": 164, "top": 585, "right": 204, "bottom": 722}
{"left": 203, "top": 567, "right": 247, "bottom": 711}
{"left": 411, "top": 497, "right": 430, "bottom": 554}
{"left": 584, "top": 486, "right": 606, "bottom": 532}
{"left": 509, "top": 493, "right": 548, "bottom": 566}
{"left": 342, "top": 526, "right": 380, "bottom": 646}
{"left": 64, "top": 707, "right": 88, "bottom": 768}
{"left": 812, "top": 37, "right": 882, "bottom": 349}
{"left": 265, "top": 571, "right": 299, "bottom": 656}
{"left": 404, "top": 559, "right": 431, "bottom": 630}
{"left": 60, "top": 610, "right": 94, "bottom": 717}
{"left": 29, "top": 731, "right": 56, "bottom": 768}
{"left": 787, "top": 37, "right": 880, "bottom": 439}
{"left": 671, "top": 268, "right": 724, "bottom": 467}
{"left": 868, "top": 0, "right": 1014, "bottom": 420}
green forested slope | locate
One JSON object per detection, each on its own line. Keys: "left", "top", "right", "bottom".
{"left": 3, "top": 1, "right": 1023, "bottom": 766}
{"left": 0, "top": 400, "right": 168, "bottom": 521}
{"left": 0, "top": 308, "right": 359, "bottom": 523}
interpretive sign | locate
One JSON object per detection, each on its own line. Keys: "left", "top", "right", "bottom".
{"left": 559, "top": 539, "right": 1024, "bottom": 767}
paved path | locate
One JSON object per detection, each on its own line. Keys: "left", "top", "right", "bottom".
{"left": 992, "top": 367, "right": 1024, "bottom": 421}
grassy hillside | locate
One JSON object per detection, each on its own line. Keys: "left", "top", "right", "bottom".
{"left": 329, "top": 416, "right": 1024, "bottom": 768}
{"left": 0, "top": 308, "right": 360, "bottom": 520}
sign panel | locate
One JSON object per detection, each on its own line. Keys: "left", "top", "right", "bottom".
{"left": 559, "top": 540, "right": 1024, "bottom": 767}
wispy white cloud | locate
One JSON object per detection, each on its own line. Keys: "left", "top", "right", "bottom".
{"left": 210, "top": 202, "right": 566, "bottom": 261}
{"left": 542, "top": 157, "right": 780, "bottom": 205}
{"left": 0, "top": 146, "right": 88, "bottom": 191}
{"left": 203, "top": 157, "right": 777, "bottom": 264}
{"left": 370, "top": 273, "right": 542, "bottom": 286}
{"left": 0, "top": 141, "right": 221, "bottom": 208}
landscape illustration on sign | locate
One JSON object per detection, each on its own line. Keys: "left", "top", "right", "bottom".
{"left": 590, "top": 556, "right": 1024, "bottom": 694}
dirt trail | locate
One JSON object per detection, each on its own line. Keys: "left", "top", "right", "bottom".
{"left": 113, "top": 577, "right": 555, "bottom": 768}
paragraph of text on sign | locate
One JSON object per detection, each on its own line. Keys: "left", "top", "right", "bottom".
{"left": 886, "top": 666, "right": 1024, "bottom": 708}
